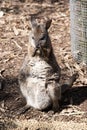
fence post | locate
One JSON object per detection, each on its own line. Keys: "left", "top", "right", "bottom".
{"left": 70, "top": 0, "right": 87, "bottom": 65}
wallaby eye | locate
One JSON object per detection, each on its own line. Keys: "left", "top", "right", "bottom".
{"left": 40, "top": 36, "right": 46, "bottom": 40}
{"left": 32, "top": 36, "right": 34, "bottom": 40}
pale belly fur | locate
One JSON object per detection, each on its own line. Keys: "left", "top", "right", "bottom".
{"left": 20, "top": 57, "right": 52, "bottom": 109}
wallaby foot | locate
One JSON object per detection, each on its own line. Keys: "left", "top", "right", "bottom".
{"left": 16, "top": 105, "right": 30, "bottom": 115}
{"left": 52, "top": 100, "right": 60, "bottom": 112}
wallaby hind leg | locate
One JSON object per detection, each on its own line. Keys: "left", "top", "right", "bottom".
{"left": 61, "top": 73, "right": 79, "bottom": 94}
{"left": 47, "top": 82, "right": 61, "bottom": 112}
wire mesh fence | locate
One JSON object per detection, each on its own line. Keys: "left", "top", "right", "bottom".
{"left": 70, "top": 0, "right": 87, "bottom": 65}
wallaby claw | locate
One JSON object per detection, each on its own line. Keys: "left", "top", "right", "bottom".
{"left": 47, "top": 73, "right": 60, "bottom": 81}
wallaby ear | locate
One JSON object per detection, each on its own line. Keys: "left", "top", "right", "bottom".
{"left": 30, "top": 16, "right": 37, "bottom": 28}
{"left": 46, "top": 19, "right": 52, "bottom": 30}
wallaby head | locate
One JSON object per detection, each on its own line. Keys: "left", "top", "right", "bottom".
{"left": 29, "top": 17, "right": 52, "bottom": 58}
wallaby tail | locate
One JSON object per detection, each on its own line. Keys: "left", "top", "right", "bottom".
{"left": 61, "top": 73, "right": 79, "bottom": 94}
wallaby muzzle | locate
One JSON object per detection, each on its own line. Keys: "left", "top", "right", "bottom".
{"left": 32, "top": 42, "right": 44, "bottom": 57}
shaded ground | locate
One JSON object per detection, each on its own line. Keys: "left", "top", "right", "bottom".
{"left": 0, "top": 0, "right": 87, "bottom": 130}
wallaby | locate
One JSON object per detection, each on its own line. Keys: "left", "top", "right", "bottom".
{"left": 18, "top": 17, "right": 78, "bottom": 114}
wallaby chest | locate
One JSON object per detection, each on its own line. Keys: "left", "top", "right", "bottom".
{"left": 28, "top": 57, "right": 52, "bottom": 80}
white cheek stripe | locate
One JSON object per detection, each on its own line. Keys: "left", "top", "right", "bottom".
{"left": 31, "top": 39, "right": 36, "bottom": 48}
{"left": 29, "top": 32, "right": 36, "bottom": 48}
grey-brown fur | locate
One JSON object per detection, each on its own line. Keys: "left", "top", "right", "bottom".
{"left": 18, "top": 17, "right": 78, "bottom": 114}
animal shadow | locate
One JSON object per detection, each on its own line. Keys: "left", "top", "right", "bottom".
{"left": 0, "top": 76, "right": 87, "bottom": 112}
{"left": 61, "top": 86, "right": 87, "bottom": 107}
{"left": 0, "top": 76, "right": 19, "bottom": 101}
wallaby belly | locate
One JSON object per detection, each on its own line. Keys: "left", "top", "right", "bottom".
{"left": 20, "top": 57, "right": 52, "bottom": 110}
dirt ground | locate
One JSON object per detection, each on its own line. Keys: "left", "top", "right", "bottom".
{"left": 0, "top": 0, "right": 87, "bottom": 130}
